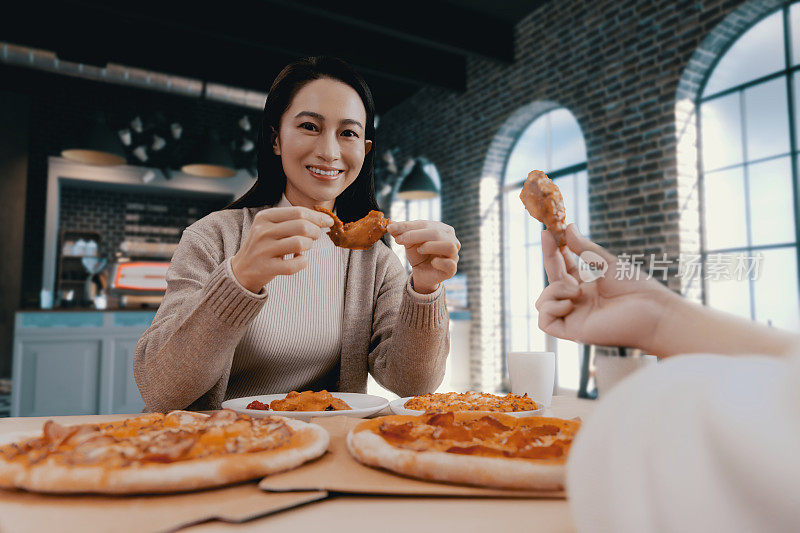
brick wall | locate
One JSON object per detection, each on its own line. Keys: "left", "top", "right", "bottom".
{"left": 59, "top": 185, "right": 228, "bottom": 264}
{"left": 375, "top": 0, "right": 782, "bottom": 391}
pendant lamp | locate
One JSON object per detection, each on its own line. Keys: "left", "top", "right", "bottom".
{"left": 61, "top": 112, "right": 126, "bottom": 166}
{"left": 180, "top": 82, "right": 237, "bottom": 178}
{"left": 397, "top": 158, "right": 440, "bottom": 200}
{"left": 180, "top": 128, "right": 237, "bottom": 178}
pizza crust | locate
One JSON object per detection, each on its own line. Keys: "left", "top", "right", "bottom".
{"left": 0, "top": 418, "right": 329, "bottom": 494}
{"left": 347, "top": 427, "right": 565, "bottom": 491}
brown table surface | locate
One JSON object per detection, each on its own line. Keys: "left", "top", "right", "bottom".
{"left": 0, "top": 395, "right": 594, "bottom": 532}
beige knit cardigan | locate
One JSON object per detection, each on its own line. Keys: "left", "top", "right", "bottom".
{"left": 134, "top": 206, "right": 450, "bottom": 412}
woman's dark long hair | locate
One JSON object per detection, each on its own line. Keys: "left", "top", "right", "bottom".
{"left": 226, "top": 56, "right": 379, "bottom": 223}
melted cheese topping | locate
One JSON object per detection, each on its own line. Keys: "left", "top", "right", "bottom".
{"left": 0, "top": 410, "right": 293, "bottom": 468}
{"left": 359, "top": 412, "right": 580, "bottom": 462}
{"left": 404, "top": 391, "right": 539, "bottom": 412}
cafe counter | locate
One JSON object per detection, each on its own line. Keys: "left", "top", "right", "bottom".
{"left": 10, "top": 310, "right": 155, "bottom": 417}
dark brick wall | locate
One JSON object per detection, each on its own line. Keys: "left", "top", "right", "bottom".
{"left": 58, "top": 185, "right": 229, "bottom": 265}
{"left": 374, "top": 0, "right": 783, "bottom": 389}
{"left": 0, "top": 91, "right": 30, "bottom": 379}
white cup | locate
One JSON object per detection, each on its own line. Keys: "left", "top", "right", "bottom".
{"left": 594, "top": 354, "right": 658, "bottom": 396}
{"left": 507, "top": 351, "right": 555, "bottom": 406}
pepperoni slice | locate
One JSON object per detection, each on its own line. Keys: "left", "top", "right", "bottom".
{"left": 446, "top": 444, "right": 507, "bottom": 457}
{"left": 426, "top": 412, "right": 456, "bottom": 426}
{"left": 379, "top": 422, "right": 416, "bottom": 442}
{"left": 467, "top": 415, "right": 512, "bottom": 439}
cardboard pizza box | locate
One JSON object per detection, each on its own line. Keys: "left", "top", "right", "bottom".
{"left": 0, "top": 483, "right": 327, "bottom": 533}
{"left": 259, "top": 416, "right": 566, "bottom": 498}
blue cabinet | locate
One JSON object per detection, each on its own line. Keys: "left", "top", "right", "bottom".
{"left": 109, "top": 337, "right": 146, "bottom": 414}
{"left": 11, "top": 311, "right": 155, "bottom": 417}
{"left": 17, "top": 339, "right": 102, "bottom": 417}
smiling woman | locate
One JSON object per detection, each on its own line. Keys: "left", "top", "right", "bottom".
{"left": 133, "top": 57, "right": 461, "bottom": 413}
{"left": 272, "top": 79, "right": 372, "bottom": 211}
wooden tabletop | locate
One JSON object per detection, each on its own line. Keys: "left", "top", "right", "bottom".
{"left": 0, "top": 396, "right": 594, "bottom": 532}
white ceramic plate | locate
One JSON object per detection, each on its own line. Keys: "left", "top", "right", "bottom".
{"left": 389, "top": 396, "right": 545, "bottom": 417}
{"left": 222, "top": 392, "right": 389, "bottom": 422}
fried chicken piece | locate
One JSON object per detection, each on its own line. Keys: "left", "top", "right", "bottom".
{"left": 519, "top": 170, "right": 567, "bottom": 247}
{"left": 269, "top": 390, "right": 353, "bottom": 412}
{"left": 314, "top": 206, "right": 389, "bottom": 250}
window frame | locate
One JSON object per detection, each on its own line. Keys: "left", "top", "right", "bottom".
{"left": 697, "top": 3, "right": 800, "bottom": 324}
{"left": 390, "top": 195, "right": 442, "bottom": 272}
{"left": 500, "top": 108, "right": 588, "bottom": 389}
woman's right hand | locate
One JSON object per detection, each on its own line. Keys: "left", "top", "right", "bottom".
{"left": 536, "top": 224, "right": 677, "bottom": 352}
{"left": 230, "top": 206, "right": 334, "bottom": 293}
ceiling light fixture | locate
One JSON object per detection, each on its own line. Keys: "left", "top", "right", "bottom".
{"left": 181, "top": 128, "right": 237, "bottom": 178}
{"left": 396, "top": 157, "right": 440, "bottom": 200}
{"left": 180, "top": 83, "right": 238, "bottom": 179}
{"left": 61, "top": 112, "right": 126, "bottom": 166}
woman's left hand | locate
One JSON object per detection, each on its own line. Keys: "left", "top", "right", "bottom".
{"left": 388, "top": 220, "right": 460, "bottom": 294}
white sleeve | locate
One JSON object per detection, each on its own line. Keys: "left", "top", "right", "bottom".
{"left": 566, "top": 352, "right": 800, "bottom": 533}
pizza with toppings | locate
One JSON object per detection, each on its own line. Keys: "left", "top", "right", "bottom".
{"left": 0, "top": 409, "right": 328, "bottom": 494}
{"left": 246, "top": 390, "right": 353, "bottom": 412}
{"left": 403, "top": 391, "right": 539, "bottom": 413}
{"left": 347, "top": 412, "right": 580, "bottom": 490}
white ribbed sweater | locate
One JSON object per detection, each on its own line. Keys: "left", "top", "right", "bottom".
{"left": 134, "top": 199, "right": 449, "bottom": 412}
{"left": 226, "top": 197, "right": 349, "bottom": 396}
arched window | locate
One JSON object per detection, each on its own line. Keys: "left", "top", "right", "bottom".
{"left": 389, "top": 161, "right": 442, "bottom": 270}
{"left": 699, "top": 5, "right": 800, "bottom": 330}
{"left": 368, "top": 161, "right": 442, "bottom": 399}
{"left": 502, "top": 108, "right": 589, "bottom": 391}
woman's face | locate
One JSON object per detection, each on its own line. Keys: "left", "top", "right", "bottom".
{"left": 274, "top": 77, "right": 372, "bottom": 210}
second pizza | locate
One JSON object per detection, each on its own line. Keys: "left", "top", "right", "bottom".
{"left": 347, "top": 411, "right": 580, "bottom": 491}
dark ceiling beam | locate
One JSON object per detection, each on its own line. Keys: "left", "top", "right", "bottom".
{"left": 260, "top": 0, "right": 515, "bottom": 63}
{"left": 20, "top": 0, "right": 467, "bottom": 93}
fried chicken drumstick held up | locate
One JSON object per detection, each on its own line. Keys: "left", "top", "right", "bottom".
{"left": 519, "top": 170, "right": 567, "bottom": 247}
{"left": 314, "top": 206, "right": 389, "bottom": 250}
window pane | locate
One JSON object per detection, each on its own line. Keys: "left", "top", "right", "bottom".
{"left": 753, "top": 247, "right": 800, "bottom": 330}
{"left": 504, "top": 107, "right": 587, "bottom": 378}
{"left": 505, "top": 188, "right": 525, "bottom": 241}
{"left": 404, "top": 198, "right": 441, "bottom": 223}
{"left": 528, "top": 244, "right": 545, "bottom": 351}
{"left": 527, "top": 244, "right": 545, "bottom": 309}
{"left": 706, "top": 255, "right": 752, "bottom": 320}
{"left": 390, "top": 199, "right": 407, "bottom": 266}
{"left": 791, "top": 3, "right": 800, "bottom": 66}
{"left": 549, "top": 109, "right": 587, "bottom": 170}
{"left": 510, "top": 316, "right": 528, "bottom": 351}
{"left": 703, "top": 167, "right": 748, "bottom": 250}
{"left": 405, "top": 200, "right": 415, "bottom": 220}
{"left": 792, "top": 71, "right": 800, "bottom": 151}
{"left": 528, "top": 316, "right": 547, "bottom": 351}
{"left": 701, "top": 94, "right": 743, "bottom": 172}
{"left": 505, "top": 117, "right": 548, "bottom": 184}
{"left": 506, "top": 187, "right": 530, "bottom": 318}
{"left": 743, "top": 78, "right": 790, "bottom": 161}
{"left": 555, "top": 339, "right": 580, "bottom": 392}
{"left": 748, "top": 157, "right": 795, "bottom": 246}
{"left": 526, "top": 205, "right": 544, "bottom": 245}
{"left": 703, "top": 10, "right": 785, "bottom": 97}
{"left": 507, "top": 240, "right": 528, "bottom": 316}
